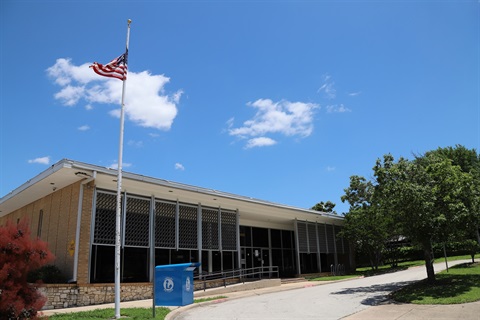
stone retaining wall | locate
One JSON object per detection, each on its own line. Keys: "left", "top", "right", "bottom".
{"left": 38, "top": 283, "right": 153, "bottom": 310}
{"left": 38, "top": 278, "right": 249, "bottom": 310}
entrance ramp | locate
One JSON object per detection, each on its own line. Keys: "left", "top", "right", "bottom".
{"left": 194, "top": 278, "right": 281, "bottom": 298}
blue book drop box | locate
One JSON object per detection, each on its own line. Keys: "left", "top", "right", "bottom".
{"left": 154, "top": 262, "right": 200, "bottom": 306}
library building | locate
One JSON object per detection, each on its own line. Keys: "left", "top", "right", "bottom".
{"left": 0, "top": 159, "right": 352, "bottom": 308}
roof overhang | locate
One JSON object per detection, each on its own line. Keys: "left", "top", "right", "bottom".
{"left": 0, "top": 159, "right": 343, "bottom": 227}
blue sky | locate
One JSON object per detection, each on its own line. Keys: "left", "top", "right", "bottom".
{"left": 1, "top": 1, "right": 478, "bottom": 215}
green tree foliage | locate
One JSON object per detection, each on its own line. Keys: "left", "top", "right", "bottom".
{"left": 374, "top": 151, "right": 475, "bottom": 283}
{"left": 340, "top": 176, "right": 390, "bottom": 270}
{"left": 311, "top": 201, "right": 336, "bottom": 214}
{"left": 341, "top": 145, "right": 479, "bottom": 283}
{"left": 0, "top": 218, "right": 54, "bottom": 319}
{"left": 425, "top": 145, "right": 480, "bottom": 247}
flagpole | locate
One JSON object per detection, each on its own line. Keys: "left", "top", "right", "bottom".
{"left": 115, "top": 18, "right": 131, "bottom": 319}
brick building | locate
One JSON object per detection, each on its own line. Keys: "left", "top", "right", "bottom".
{"left": 0, "top": 159, "right": 351, "bottom": 308}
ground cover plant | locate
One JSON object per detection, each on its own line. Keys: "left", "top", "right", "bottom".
{"left": 392, "top": 262, "right": 480, "bottom": 304}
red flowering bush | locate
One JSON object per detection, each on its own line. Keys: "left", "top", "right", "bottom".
{"left": 0, "top": 218, "right": 54, "bottom": 319}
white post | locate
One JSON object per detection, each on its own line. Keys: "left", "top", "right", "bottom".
{"left": 115, "top": 19, "right": 131, "bottom": 319}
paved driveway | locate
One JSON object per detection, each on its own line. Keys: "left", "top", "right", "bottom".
{"left": 173, "top": 260, "right": 470, "bottom": 320}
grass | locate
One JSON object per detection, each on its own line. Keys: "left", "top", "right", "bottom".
{"left": 392, "top": 262, "right": 480, "bottom": 304}
{"left": 307, "top": 254, "right": 480, "bottom": 281}
{"left": 307, "top": 274, "right": 360, "bottom": 281}
{"left": 42, "top": 296, "right": 228, "bottom": 319}
{"left": 43, "top": 307, "right": 170, "bottom": 320}
{"left": 355, "top": 253, "right": 480, "bottom": 277}
{"left": 194, "top": 296, "right": 227, "bottom": 303}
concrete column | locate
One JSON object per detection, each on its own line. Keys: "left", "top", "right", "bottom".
{"left": 294, "top": 219, "right": 301, "bottom": 276}
{"left": 149, "top": 195, "right": 155, "bottom": 282}
{"left": 316, "top": 222, "right": 321, "bottom": 273}
{"left": 197, "top": 204, "right": 203, "bottom": 273}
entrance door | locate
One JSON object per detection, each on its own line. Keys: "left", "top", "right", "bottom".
{"left": 261, "top": 249, "right": 271, "bottom": 277}
{"left": 253, "top": 248, "right": 270, "bottom": 278}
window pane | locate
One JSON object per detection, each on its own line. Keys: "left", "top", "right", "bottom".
{"left": 282, "top": 230, "right": 293, "bottom": 249}
{"left": 252, "top": 227, "right": 268, "bottom": 247}
{"left": 240, "top": 226, "right": 251, "bottom": 246}
{"left": 271, "top": 229, "right": 281, "bottom": 248}
{"left": 123, "top": 247, "right": 148, "bottom": 282}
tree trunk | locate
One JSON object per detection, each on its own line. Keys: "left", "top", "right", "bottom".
{"left": 423, "top": 245, "right": 436, "bottom": 284}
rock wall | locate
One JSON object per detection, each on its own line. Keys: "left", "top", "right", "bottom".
{"left": 38, "top": 283, "right": 153, "bottom": 310}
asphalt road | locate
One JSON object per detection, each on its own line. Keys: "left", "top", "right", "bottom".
{"left": 173, "top": 260, "right": 469, "bottom": 320}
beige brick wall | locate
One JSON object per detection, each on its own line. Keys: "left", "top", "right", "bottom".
{"left": 76, "top": 182, "right": 94, "bottom": 284}
{"left": 0, "top": 181, "right": 86, "bottom": 281}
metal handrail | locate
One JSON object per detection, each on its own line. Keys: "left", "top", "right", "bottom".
{"left": 194, "top": 266, "right": 279, "bottom": 291}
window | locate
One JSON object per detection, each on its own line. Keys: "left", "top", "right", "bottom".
{"left": 271, "top": 229, "right": 282, "bottom": 248}
{"left": 37, "top": 210, "right": 43, "bottom": 237}
{"left": 252, "top": 227, "right": 269, "bottom": 247}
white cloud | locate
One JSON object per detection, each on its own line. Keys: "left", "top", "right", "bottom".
{"left": 326, "top": 104, "right": 351, "bottom": 113}
{"left": 228, "top": 99, "right": 318, "bottom": 148}
{"left": 318, "top": 74, "right": 336, "bottom": 99}
{"left": 47, "top": 59, "right": 96, "bottom": 86}
{"left": 127, "top": 140, "right": 143, "bottom": 148}
{"left": 28, "top": 156, "right": 50, "bottom": 165}
{"left": 175, "top": 163, "right": 185, "bottom": 171}
{"left": 78, "top": 125, "right": 90, "bottom": 131}
{"left": 326, "top": 166, "right": 336, "bottom": 172}
{"left": 47, "top": 58, "right": 182, "bottom": 131}
{"left": 54, "top": 85, "right": 86, "bottom": 106}
{"left": 245, "top": 137, "right": 277, "bottom": 149}
{"left": 109, "top": 162, "right": 132, "bottom": 170}
{"left": 226, "top": 117, "right": 235, "bottom": 128}
{"left": 348, "top": 91, "right": 361, "bottom": 96}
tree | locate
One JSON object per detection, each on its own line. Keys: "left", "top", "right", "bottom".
{"left": 340, "top": 176, "right": 390, "bottom": 270}
{"left": 425, "top": 145, "right": 480, "bottom": 246}
{"left": 311, "top": 201, "right": 336, "bottom": 214}
{"left": 374, "top": 153, "right": 472, "bottom": 283}
{"left": 0, "top": 218, "right": 54, "bottom": 319}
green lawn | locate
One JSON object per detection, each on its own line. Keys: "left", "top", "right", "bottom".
{"left": 392, "top": 262, "right": 480, "bottom": 304}
{"left": 307, "top": 274, "right": 360, "bottom": 281}
{"left": 43, "top": 296, "right": 227, "bottom": 320}
{"left": 355, "top": 253, "right": 480, "bottom": 277}
{"left": 307, "top": 254, "right": 480, "bottom": 281}
{"left": 194, "top": 296, "right": 227, "bottom": 303}
{"left": 43, "top": 307, "right": 170, "bottom": 320}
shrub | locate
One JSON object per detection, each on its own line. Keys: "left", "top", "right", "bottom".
{"left": 28, "top": 265, "right": 66, "bottom": 284}
{"left": 0, "top": 218, "right": 54, "bottom": 319}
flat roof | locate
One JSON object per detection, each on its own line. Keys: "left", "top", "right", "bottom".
{"left": 0, "top": 159, "right": 343, "bottom": 227}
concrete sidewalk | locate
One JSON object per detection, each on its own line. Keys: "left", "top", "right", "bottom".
{"left": 40, "top": 279, "right": 338, "bottom": 317}
{"left": 344, "top": 299, "right": 480, "bottom": 320}
{"left": 41, "top": 275, "right": 480, "bottom": 319}
{"left": 165, "top": 278, "right": 480, "bottom": 320}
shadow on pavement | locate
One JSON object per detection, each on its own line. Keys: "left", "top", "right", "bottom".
{"left": 331, "top": 281, "right": 417, "bottom": 306}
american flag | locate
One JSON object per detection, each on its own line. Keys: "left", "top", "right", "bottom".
{"left": 90, "top": 50, "right": 128, "bottom": 80}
